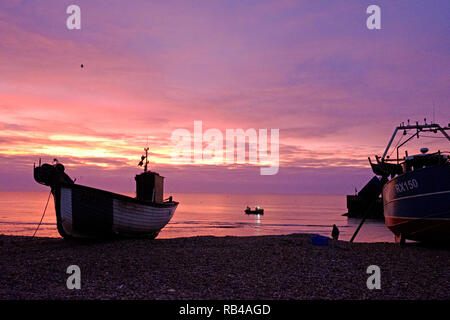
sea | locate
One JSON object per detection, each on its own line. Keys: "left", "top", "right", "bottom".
{"left": 0, "top": 192, "right": 394, "bottom": 243}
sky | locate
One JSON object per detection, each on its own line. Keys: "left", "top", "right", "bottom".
{"left": 0, "top": 0, "right": 449, "bottom": 194}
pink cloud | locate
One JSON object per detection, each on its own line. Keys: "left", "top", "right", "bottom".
{"left": 0, "top": 0, "right": 448, "bottom": 193}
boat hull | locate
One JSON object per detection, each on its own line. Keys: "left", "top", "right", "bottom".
{"left": 52, "top": 184, "right": 178, "bottom": 239}
{"left": 383, "top": 165, "right": 450, "bottom": 242}
{"left": 245, "top": 209, "right": 264, "bottom": 215}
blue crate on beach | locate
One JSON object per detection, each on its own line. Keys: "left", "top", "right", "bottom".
{"left": 310, "top": 234, "right": 329, "bottom": 246}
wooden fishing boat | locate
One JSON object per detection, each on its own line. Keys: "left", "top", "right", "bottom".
{"left": 33, "top": 149, "right": 178, "bottom": 239}
{"left": 369, "top": 122, "right": 450, "bottom": 243}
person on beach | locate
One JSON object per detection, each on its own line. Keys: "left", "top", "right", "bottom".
{"left": 332, "top": 224, "right": 340, "bottom": 240}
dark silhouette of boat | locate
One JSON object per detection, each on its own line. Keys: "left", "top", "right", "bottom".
{"left": 245, "top": 206, "right": 264, "bottom": 215}
{"left": 33, "top": 149, "right": 178, "bottom": 239}
{"left": 343, "top": 190, "right": 384, "bottom": 219}
{"left": 368, "top": 121, "right": 450, "bottom": 243}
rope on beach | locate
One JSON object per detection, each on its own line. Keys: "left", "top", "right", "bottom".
{"left": 32, "top": 191, "right": 52, "bottom": 237}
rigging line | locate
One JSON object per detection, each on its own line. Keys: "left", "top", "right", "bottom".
{"left": 419, "top": 135, "right": 448, "bottom": 139}
{"left": 32, "top": 190, "right": 52, "bottom": 238}
{"left": 388, "top": 133, "right": 407, "bottom": 157}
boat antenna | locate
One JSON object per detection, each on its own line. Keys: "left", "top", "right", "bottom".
{"left": 144, "top": 137, "right": 149, "bottom": 172}
{"left": 144, "top": 147, "right": 149, "bottom": 172}
{"left": 139, "top": 147, "right": 150, "bottom": 172}
{"left": 432, "top": 101, "right": 435, "bottom": 124}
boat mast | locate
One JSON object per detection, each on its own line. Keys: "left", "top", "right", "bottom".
{"left": 382, "top": 127, "right": 399, "bottom": 160}
{"left": 382, "top": 122, "right": 450, "bottom": 161}
{"left": 437, "top": 125, "right": 450, "bottom": 141}
{"left": 139, "top": 147, "right": 150, "bottom": 172}
{"left": 144, "top": 147, "right": 149, "bottom": 172}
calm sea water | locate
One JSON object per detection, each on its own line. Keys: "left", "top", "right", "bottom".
{"left": 0, "top": 192, "right": 394, "bottom": 242}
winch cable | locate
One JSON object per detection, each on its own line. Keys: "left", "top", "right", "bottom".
{"left": 32, "top": 190, "right": 52, "bottom": 237}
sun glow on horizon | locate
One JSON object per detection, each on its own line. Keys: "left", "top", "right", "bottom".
{"left": 0, "top": 0, "right": 448, "bottom": 192}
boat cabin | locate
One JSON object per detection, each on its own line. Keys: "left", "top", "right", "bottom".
{"left": 135, "top": 171, "right": 164, "bottom": 203}
{"left": 371, "top": 149, "right": 449, "bottom": 179}
{"left": 369, "top": 123, "right": 450, "bottom": 179}
{"left": 402, "top": 149, "right": 449, "bottom": 173}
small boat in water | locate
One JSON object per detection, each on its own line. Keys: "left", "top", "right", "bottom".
{"left": 369, "top": 121, "right": 450, "bottom": 243}
{"left": 245, "top": 206, "right": 264, "bottom": 215}
{"left": 33, "top": 149, "right": 178, "bottom": 239}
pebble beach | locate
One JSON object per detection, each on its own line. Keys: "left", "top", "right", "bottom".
{"left": 0, "top": 233, "right": 449, "bottom": 300}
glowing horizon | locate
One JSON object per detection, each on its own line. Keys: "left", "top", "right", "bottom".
{"left": 1, "top": 0, "right": 449, "bottom": 193}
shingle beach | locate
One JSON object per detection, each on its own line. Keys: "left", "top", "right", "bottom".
{"left": 1, "top": 233, "right": 449, "bottom": 300}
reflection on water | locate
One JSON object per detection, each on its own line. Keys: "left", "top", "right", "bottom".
{"left": 0, "top": 192, "right": 394, "bottom": 243}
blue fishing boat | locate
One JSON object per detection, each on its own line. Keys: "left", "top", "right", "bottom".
{"left": 370, "top": 122, "right": 450, "bottom": 243}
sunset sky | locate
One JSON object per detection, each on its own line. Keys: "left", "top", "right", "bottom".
{"left": 1, "top": 0, "right": 449, "bottom": 194}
